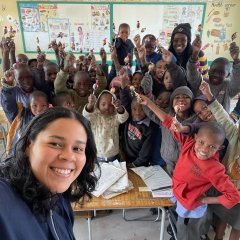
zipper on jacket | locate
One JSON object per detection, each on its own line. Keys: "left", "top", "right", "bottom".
{"left": 50, "top": 209, "right": 60, "bottom": 240}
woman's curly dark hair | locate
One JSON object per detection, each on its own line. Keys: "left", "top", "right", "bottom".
{"left": 0, "top": 107, "right": 99, "bottom": 218}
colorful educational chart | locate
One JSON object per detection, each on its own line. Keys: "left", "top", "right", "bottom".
{"left": 202, "top": 2, "right": 240, "bottom": 59}
{"left": 113, "top": 4, "right": 205, "bottom": 48}
{"left": 18, "top": 2, "right": 111, "bottom": 53}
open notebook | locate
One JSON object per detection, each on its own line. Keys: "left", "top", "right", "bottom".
{"left": 131, "top": 165, "right": 173, "bottom": 198}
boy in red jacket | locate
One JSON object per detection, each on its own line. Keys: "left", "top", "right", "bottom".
{"left": 137, "top": 94, "right": 240, "bottom": 240}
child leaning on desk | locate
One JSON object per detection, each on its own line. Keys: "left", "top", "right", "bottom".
{"left": 136, "top": 94, "right": 240, "bottom": 240}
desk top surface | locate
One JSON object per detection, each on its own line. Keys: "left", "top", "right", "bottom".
{"left": 72, "top": 170, "right": 174, "bottom": 211}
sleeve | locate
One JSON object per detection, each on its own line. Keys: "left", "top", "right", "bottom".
{"left": 227, "top": 62, "right": 240, "bottom": 97}
{"left": 206, "top": 164, "right": 240, "bottom": 209}
{"left": 117, "top": 108, "right": 129, "bottom": 124}
{"left": 142, "top": 100, "right": 161, "bottom": 125}
{"left": 54, "top": 70, "right": 69, "bottom": 94}
{"left": 208, "top": 99, "right": 237, "bottom": 140}
{"left": 100, "top": 64, "right": 109, "bottom": 81}
{"left": 95, "top": 74, "right": 107, "bottom": 97}
{"left": 186, "top": 59, "right": 202, "bottom": 96}
{"left": 229, "top": 98, "right": 240, "bottom": 123}
{"left": 162, "top": 115, "right": 191, "bottom": 145}
{"left": 132, "top": 125, "right": 153, "bottom": 167}
{"left": 82, "top": 106, "right": 97, "bottom": 123}
{"left": 171, "top": 53, "right": 177, "bottom": 64}
{"left": 0, "top": 87, "right": 19, "bottom": 123}
{"left": 198, "top": 50, "right": 209, "bottom": 77}
{"left": 32, "top": 69, "right": 46, "bottom": 90}
{"left": 119, "top": 87, "right": 133, "bottom": 114}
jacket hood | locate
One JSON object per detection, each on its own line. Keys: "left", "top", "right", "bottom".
{"left": 95, "top": 90, "right": 117, "bottom": 111}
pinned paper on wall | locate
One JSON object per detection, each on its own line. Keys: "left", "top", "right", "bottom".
{"left": 18, "top": 2, "right": 111, "bottom": 53}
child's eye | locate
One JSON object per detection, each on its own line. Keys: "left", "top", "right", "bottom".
{"left": 209, "top": 145, "right": 216, "bottom": 150}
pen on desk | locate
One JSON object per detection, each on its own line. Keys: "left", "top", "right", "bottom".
{"left": 152, "top": 186, "right": 172, "bottom": 191}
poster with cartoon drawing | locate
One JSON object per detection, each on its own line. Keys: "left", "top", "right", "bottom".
{"left": 202, "top": 2, "right": 240, "bottom": 60}
{"left": 113, "top": 4, "right": 204, "bottom": 49}
{"left": 18, "top": 2, "right": 111, "bottom": 53}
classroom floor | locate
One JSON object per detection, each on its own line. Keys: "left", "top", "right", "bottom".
{"left": 73, "top": 209, "right": 232, "bottom": 240}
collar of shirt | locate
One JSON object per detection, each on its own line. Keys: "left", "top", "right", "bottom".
{"left": 133, "top": 117, "right": 150, "bottom": 127}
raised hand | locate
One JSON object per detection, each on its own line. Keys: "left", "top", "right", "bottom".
{"left": 63, "top": 52, "right": 75, "bottom": 73}
{"left": 119, "top": 67, "right": 129, "bottom": 89}
{"left": 137, "top": 45, "right": 146, "bottom": 66}
{"left": 3, "top": 68, "right": 15, "bottom": 86}
{"left": 141, "top": 72, "right": 152, "bottom": 95}
{"left": 229, "top": 42, "right": 239, "bottom": 62}
{"left": 170, "top": 119, "right": 185, "bottom": 133}
{"left": 109, "top": 43, "right": 117, "bottom": 59}
{"left": 136, "top": 93, "right": 149, "bottom": 106}
{"left": 37, "top": 52, "right": 46, "bottom": 69}
{"left": 1, "top": 37, "right": 10, "bottom": 53}
{"left": 112, "top": 98, "right": 124, "bottom": 113}
{"left": 133, "top": 34, "right": 141, "bottom": 49}
{"left": 50, "top": 40, "right": 59, "bottom": 53}
{"left": 9, "top": 40, "right": 15, "bottom": 54}
{"left": 88, "top": 94, "right": 96, "bottom": 106}
{"left": 161, "top": 48, "right": 172, "bottom": 64}
{"left": 199, "top": 81, "right": 213, "bottom": 101}
{"left": 99, "top": 47, "right": 107, "bottom": 63}
{"left": 192, "top": 34, "right": 202, "bottom": 60}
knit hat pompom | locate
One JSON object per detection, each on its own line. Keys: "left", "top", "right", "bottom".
{"left": 171, "top": 23, "right": 192, "bottom": 42}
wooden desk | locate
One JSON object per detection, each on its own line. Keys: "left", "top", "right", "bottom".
{"left": 73, "top": 170, "right": 174, "bottom": 240}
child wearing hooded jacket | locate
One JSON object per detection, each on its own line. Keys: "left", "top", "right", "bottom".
{"left": 83, "top": 90, "right": 129, "bottom": 161}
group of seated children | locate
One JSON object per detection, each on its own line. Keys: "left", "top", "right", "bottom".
{"left": 1, "top": 22, "right": 240, "bottom": 240}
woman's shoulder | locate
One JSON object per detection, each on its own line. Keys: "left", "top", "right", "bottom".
{"left": 0, "top": 177, "right": 18, "bottom": 201}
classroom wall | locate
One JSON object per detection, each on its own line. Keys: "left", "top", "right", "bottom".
{"left": 0, "top": 0, "right": 239, "bottom": 76}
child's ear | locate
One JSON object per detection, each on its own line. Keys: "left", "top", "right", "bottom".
{"left": 218, "top": 145, "right": 225, "bottom": 151}
{"left": 194, "top": 133, "right": 198, "bottom": 141}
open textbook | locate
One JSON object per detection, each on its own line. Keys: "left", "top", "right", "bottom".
{"left": 131, "top": 165, "right": 173, "bottom": 198}
{"left": 92, "top": 161, "right": 133, "bottom": 199}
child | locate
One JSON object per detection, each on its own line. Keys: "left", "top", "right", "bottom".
{"left": 5, "top": 90, "right": 49, "bottom": 154}
{"left": 137, "top": 93, "right": 240, "bottom": 240}
{"left": 108, "top": 23, "right": 134, "bottom": 84}
{"left": 131, "top": 71, "right": 143, "bottom": 94}
{"left": 52, "top": 92, "right": 76, "bottom": 110}
{"left": 121, "top": 97, "right": 154, "bottom": 167}
{"left": 83, "top": 90, "right": 128, "bottom": 161}
{"left": 200, "top": 81, "right": 240, "bottom": 240}
{"left": 134, "top": 34, "right": 163, "bottom": 71}
{"left": 34, "top": 56, "right": 59, "bottom": 103}
{"left": 169, "top": 23, "right": 208, "bottom": 77}
{"left": 28, "top": 58, "right": 37, "bottom": 70}
{"left": 187, "top": 37, "right": 240, "bottom": 112}
{"left": 54, "top": 53, "right": 107, "bottom": 113}
{"left": 140, "top": 50, "right": 186, "bottom": 97}
{"left": 1, "top": 64, "right": 34, "bottom": 119}
{"left": 134, "top": 34, "right": 177, "bottom": 71}
{"left": 143, "top": 85, "right": 196, "bottom": 175}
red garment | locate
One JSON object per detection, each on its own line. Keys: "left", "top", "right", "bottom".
{"left": 162, "top": 115, "right": 240, "bottom": 210}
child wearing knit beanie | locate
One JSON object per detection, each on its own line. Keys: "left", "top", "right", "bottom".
{"left": 168, "top": 23, "right": 209, "bottom": 77}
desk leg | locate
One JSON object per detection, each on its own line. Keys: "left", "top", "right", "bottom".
{"left": 159, "top": 207, "right": 166, "bottom": 240}
{"left": 87, "top": 217, "right": 92, "bottom": 240}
